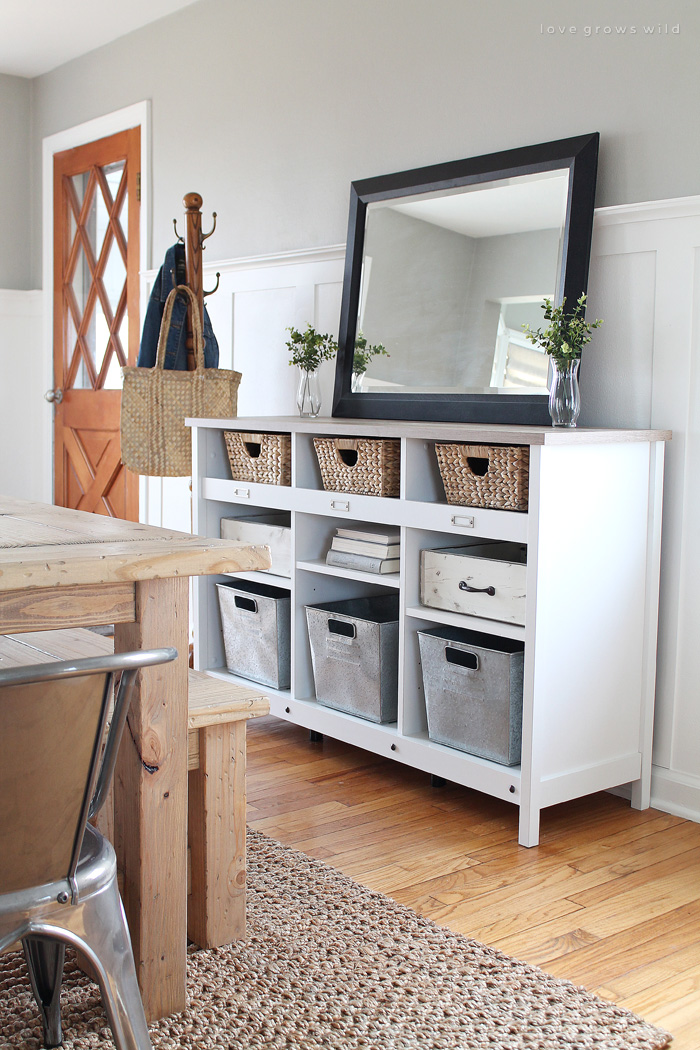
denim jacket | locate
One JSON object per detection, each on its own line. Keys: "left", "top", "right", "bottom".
{"left": 137, "top": 243, "right": 219, "bottom": 369}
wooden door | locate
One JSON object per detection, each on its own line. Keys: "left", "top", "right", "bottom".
{"left": 52, "top": 128, "right": 140, "bottom": 518}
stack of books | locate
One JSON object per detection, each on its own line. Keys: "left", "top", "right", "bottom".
{"left": 325, "top": 524, "right": 401, "bottom": 574}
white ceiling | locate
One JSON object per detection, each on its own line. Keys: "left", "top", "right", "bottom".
{"left": 0, "top": 0, "right": 200, "bottom": 78}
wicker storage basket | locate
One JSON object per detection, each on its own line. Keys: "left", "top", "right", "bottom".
{"left": 224, "top": 431, "right": 291, "bottom": 486}
{"left": 313, "top": 437, "right": 400, "bottom": 498}
{"left": 435, "top": 443, "right": 529, "bottom": 512}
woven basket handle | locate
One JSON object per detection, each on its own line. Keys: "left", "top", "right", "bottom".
{"left": 239, "top": 433, "right": 263, "bottom": 460}
{"left": 155, "top": 284, "right": 206, "bottom": 371}
{"left": 459, "top": 445, "right": 492, "bottom": 477}
{"left": 334, "top": 437, "right": 359, "bottom": 468}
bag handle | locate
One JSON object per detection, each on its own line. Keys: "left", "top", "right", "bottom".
{"left": 154, "top": 284, "right": 206, "bottom": 372}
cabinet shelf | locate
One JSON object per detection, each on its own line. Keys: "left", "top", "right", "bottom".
{"left": 202, "top": 665, "right": 293, "bottom": 703}
{"left": 404, "top": 604, "right": 526, "bottom": 640}
{"left": 222, "top": 568, "right": 292, "bottom": 590}
{"left": 297, "top": 558, "right": 401, "bottom": 588}
{"left": 201, "top": 475, "right": 297, "bottom": 511}
{"left": 191, "top": 415, "right": 667, "bottom": 847}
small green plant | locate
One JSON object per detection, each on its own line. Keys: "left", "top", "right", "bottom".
{"left": 522, "top": 294, "right": 603, "bottom": 363}
{"left": 286, "top": 324, "right": 338, "bottom": 371}
{"left": 352, "top": 331, "right": 389, "bottom": 375}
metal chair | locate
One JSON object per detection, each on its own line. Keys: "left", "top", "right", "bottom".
{"left": 0, "top": 646, "right": 178, "bottom": 1049}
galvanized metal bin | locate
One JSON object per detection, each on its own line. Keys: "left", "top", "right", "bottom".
{"left": 418, "top": 625, "right": 524, "bottom": 765}
{"left": 217, "top": 579, "right": 290, "bottom": 689}
{"left": 305, "top": 594, "right": 399, "bottom": 723}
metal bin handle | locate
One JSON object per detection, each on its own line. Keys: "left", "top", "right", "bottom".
{"left": 234, "top": 594, "right": 258, "bottom": 613}
{"left": 445, "top": 647, "right": 480, "bottom": 671}
{"left": 328, "top": 618, "right": 356, "bottom": 639}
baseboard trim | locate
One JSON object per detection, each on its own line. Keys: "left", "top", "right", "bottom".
{"left": 610, "top": 766, "right": 700, "bottom": 824}
{"left": 649, "top": 766, "right": 700, "bottom": 822}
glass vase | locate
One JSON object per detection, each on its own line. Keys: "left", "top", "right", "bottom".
{"left": 548, "top": 357, "right": 581, "bottom": 428}
{"left": 296, "top": 367, "right": 321, "bottom": 417}
{"left": 351, "top": 370, "right": 366, "bottom": 394}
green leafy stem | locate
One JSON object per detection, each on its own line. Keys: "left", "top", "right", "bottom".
{"left": 352, "top": 331, "right": 389, "bottom": 375}
{"left": 523, "top": 294, "right": 603, "bottom": 363}
{"left": 286, "top": 324, "right": 338, "bottom": 372}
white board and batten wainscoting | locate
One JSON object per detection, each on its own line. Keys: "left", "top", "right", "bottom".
{"left": 0, "top": 290, "right": 46, "bottom": 502}
{"left": 138, "top": 245, "right": 345, "bottom": 536}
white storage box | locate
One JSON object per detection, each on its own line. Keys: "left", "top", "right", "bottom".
{"left": 418, "top": 625, "right": 525, "bottom": 765}
{"left": 220, "top": 512, "right": 291, "bottom": 577}
{"left": 420, "top": 542, "right": 527, "bottom": 625}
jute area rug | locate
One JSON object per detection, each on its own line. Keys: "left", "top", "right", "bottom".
{"left": 1, "top": 830, "right": 671, "bottom": 1049}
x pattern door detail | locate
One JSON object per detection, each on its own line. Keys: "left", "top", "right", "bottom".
{"left": 53, "top": 128, "right": 140, "bottom": 519}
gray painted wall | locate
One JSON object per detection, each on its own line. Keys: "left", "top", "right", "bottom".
{"left": 0, "top": 74, "right": 32, "bottom": 289}
{"left": 22, "top": 0, "right": 700, "bottom": 289}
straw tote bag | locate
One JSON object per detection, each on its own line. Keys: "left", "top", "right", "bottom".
{"left": 121, "top": 285, "right": 241, "bottom": 477}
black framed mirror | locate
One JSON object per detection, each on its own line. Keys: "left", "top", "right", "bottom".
{"left": 332, "top": 133, "right": 599, "bottom": 424}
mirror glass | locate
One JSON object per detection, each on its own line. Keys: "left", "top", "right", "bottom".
{"left": 356, "top": 171, "right": 568, "bottom": 396}
{"left": 333, "top": 134, "right": 599, "bottom": 425}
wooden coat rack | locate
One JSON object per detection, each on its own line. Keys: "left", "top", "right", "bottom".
{"left": 173, "top": 192, "right": 220, "bottom": 370}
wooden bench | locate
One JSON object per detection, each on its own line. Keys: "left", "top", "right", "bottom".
{"left": 0, "top": 629, "right": 269, "bottom": 950}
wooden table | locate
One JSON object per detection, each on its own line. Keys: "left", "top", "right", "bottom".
{"left": 0, "top": 496, "right": 271, "bottom": 1022}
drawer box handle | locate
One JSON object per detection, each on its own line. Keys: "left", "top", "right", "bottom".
{"left": 459, "top": 581, "right": 496, "bottom": 596}
{"left": 234, "top": 487, "right": 250, "bottom": 498}
{"left": 330, "top": 499, "right": 350, "bottom": 512}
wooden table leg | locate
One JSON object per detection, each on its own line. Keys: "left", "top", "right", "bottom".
{"left": 113, "top": 576, "right": 189, "bottom": 1023}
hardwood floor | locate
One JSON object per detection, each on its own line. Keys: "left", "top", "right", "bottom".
{"left": 246, "top": 715, "right": 700, "bottom": 1049}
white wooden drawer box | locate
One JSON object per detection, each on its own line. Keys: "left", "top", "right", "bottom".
{"left": 420, "top": 542, "right": 527, "bottom": 625}
{"left": 220, "top": 512, "right": 291, "bottom": 577}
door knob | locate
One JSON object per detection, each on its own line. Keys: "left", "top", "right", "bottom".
{"left": 44, "top": 388, "right": 63, "bottom": 404}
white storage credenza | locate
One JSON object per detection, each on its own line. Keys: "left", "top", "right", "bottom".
{"left": 190, "top": 416, "right": 669, "bottom": 847}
